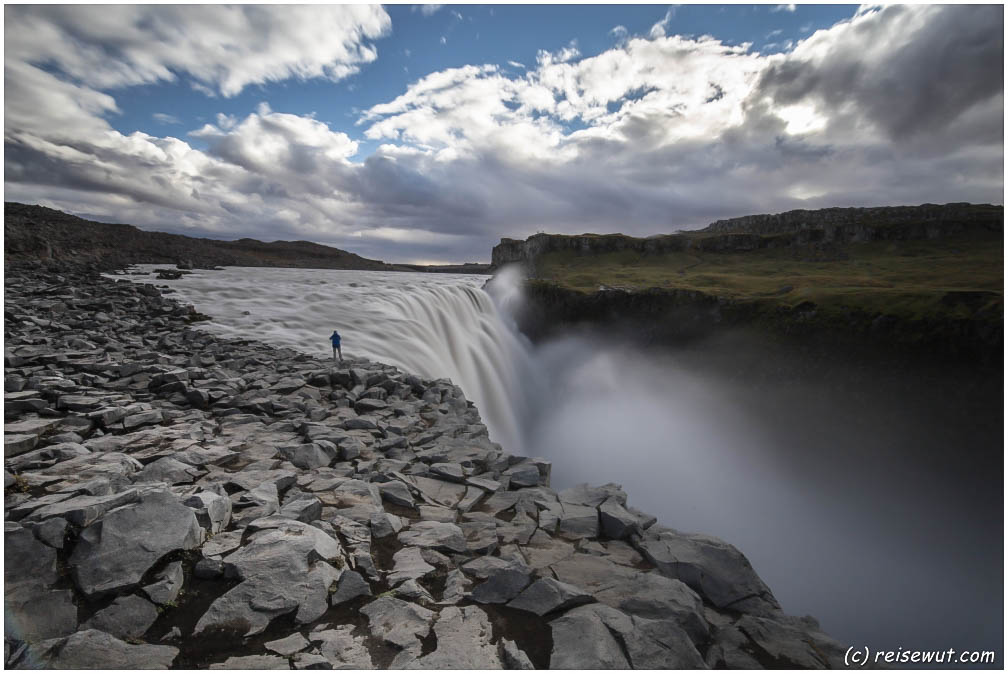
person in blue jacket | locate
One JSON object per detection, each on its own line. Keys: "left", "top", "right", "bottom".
{"left": 330, "top": 329, "right": 343, "bottom": 363}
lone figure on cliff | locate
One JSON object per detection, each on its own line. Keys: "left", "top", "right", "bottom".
{"left": 330, "top": 329, "right": 343, "bottom": 364}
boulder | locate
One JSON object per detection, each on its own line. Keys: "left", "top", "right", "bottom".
{"left": 143, "top": 561, "right": 185, "bottom": 605}
{"left": 25, "top": 629, "right": 178, "bottom": 669}
{"left": 404, "top": 606, "right": 503, "bottom": 669}
{"left": 329, "top": 569, "right": 372, "bottom": 606}
{"left": 471, "top": 568, "right": 532, "bottom": 604}
{"left": 387, "top": 546, "right": 435, "bottom": 586}
{"left": 360, "top": 596, "right": 435, "bottom": 650}
{"left": 70, "top": 489, "right": 204, "bottom": 596}
{"left": 507, "top": 577, "right": 594, "bottom": 616}
{"left": 82, "top": 594, "right": 159, "bottom": 639}
{"left": 397, "top": 521, "right": 467, "bottom": 553}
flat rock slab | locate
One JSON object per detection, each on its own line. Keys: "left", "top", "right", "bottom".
{"left": 387, "top": 546, "right": 435, "bottom": 586}
{"left": 310, "top": 626, "right": 374, "bottom": 669}
{"left": 360, "top": 596, "right": 435, "bottom": 650}
{"left": 507, "top": 577, "right": 594, "bottom": 616}
{"left": 5, "top": 433, "right": 39, "bottom": 458}
{"left": 4, "top": 584, "right": 78, "bottom": 642}
{"left": 69, "top": 489, "right": 203, "bottom": 596}
{"left": 209, "top": 654, "right": 290, "bottom": 669}
{"left": 26, "top": 629, "right": 178, "bottom": 669}
{"left": 471, "top": 568, "right": 532, "bottom": 604}
{"left": 25, "top": 489, "right": 140, "bottom": 527}
{"left": 264, "top": 632, "right": 310, "bottom": 656}
{"left": 397, "top": 521, "right": 467, "bottom": 553}
{"left": 329, "top": 569, "right": 372, "bottom": 606}
{"left": 404, "top": 605, "right": 503, "bottom": 669}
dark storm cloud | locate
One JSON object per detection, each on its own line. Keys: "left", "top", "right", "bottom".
{"left": 754, "top": 4, "right": 1004, "bottom": 142}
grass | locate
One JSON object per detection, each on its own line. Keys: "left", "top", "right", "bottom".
{"left": 534, "top": 234, "right": 1003, "bottom": 322}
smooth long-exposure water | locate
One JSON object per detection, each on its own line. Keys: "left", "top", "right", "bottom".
{"left": 117, "top": 264, "right": 1002, "bottom": 667}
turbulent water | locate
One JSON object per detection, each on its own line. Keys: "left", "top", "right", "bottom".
{"left": 117, "top": 264, "right": 1002, "bottom": 666}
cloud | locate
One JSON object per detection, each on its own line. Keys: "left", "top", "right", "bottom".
{"left": 649, "top": 8, "right": 677, "bottom": 39}
{"left": 507, "top": 60, "right": 526, "bottom": 69}
{"left": 414, "top": 4, "right": 443, "bottom": 17}
{"left": 3, "top": 4, "right": 1003, "bottom": 264}
{"left": 152, "top": 113, "right": 181, "bottom": 125}
{"left": 4, "top": 5, "right": 391, "bottom": 97}
{"left": 772, "top": 4, "right": 797, "bottom": 13}
{"left": 610, "top": 25, "right": 629, "bottom": 41}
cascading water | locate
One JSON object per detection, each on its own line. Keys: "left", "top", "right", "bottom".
{"left": 115, "top": 263, "right": 1002, "bottom": 667}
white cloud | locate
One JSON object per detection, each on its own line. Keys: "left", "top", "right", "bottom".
{"left": 152, "top": 113, "right": 181, "bottom": 125}
{"left": 415, "top": 4, "right": 443, "bottom": 17}
{"left": 772, "top": 5, "right": 797, "bottom": 13}
{"left": 4, "top": 5, "right": 391, "bottom": 97}
{"left": 610, "top": 25, "right": 629, "bottom": 41}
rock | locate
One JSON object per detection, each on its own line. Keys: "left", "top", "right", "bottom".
{"left": 277, "top": 442, "right": 335, "bottom": 470}
{"left": 232, "top": 480, "right": 280, "bottom": 525}
{"left": 397, "top": 520, "right": 467, "bottom": 553}
{"left": 201, "top": 529, "right": 243, "bottom": 558}
{"left": 387, "top": 546, "right": 435, "bottom": 586}
{"left": 70, "top": 489, "right": 204, "bottom": 597}
{"left": 310, "top": 626, "right": 374, "bottom": 669}
{"left": 329, "top": 569, "right": 372, "bottom": 606}
{"left": 503, "top": 463, "right": 540, "bottom": 489}
{"left": 549, "top": 603, "right": 630, "bottom": 669}
{"left": 471, "top": 568, "right": 532, "bottom": 604}
{"left": 4, "top": 585, "right": 78, "bottom": 642}
{"left": 5, "top": 433, "right": 38, "bottom": 457}
{"left": 638, "top": 530, "right": 780, "bottom": 613}
{"left": 440, "top": 568, "right": 471, "bottom": 605}
{"left": 122, "top": 409, "right": 164, "bottom": 429}
{"left": 369, "top": 510, "right": 404, "bottom": 538}
{"left": 183, "top": 491, "right": 232, "bottom": 534}
{"left": 361, "top": 596, "right": 435, "bottom": 650}
{"left": 194, "top": 526, "right": 342, "bottom": 637}
{"left": 556, "top": 502, "right": 599, "bottom": 539}
{"left": 598, "top": 497, "right": 642, "bottom": 540}
{"left": 405, "top": 606, "right": 503, "bottom": 668}
{"left": 27, "top": 629, "right": 178, "bottom": 669}
{"left": 264, "top": 632, "right": 310, "bottom": 657}
{"left": 209, "top": 654, "right": 290, "bottom": 669}
{"left": 135, "top": 456, "right": 199, "bottom": 484}
{"left": 31, "top": 516, "right": 69, "bottom": 548}
{"left": 279, "top": 496, "right": 322, "bottom": 523}
{"left": 734, "top": 614, "right": 845, "bottom": 668}
{"left": 194, "top": 558, "right": 224, "bottom": 579}
{"left": 378, "top": 479, "right": 415, "bottom": 508}
{"left": 461, "top": 555, "right": 525, "bottom": 579}
{"left": 507, "top": 577, "right": 594, "bottom": 616}
{"left": 501, "top": 639, "right": 535, "bottom": 670}
{"left": 24, "top": 489, "right": 140, "bottom": 528}
{"left": 83, "top": 594, "right": 159, "bottom": 639}
{"left": 143, "top": 561, "right": 185, "bottom": 605}
{"left": 429, "top": 462, "right": 466, "bottom": 482}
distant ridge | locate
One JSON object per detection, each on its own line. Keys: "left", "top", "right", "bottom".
{"left": 3, "top": 202, "right": 396, "bottom": 271}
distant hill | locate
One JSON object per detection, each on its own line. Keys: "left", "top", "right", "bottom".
{"left": 4, "top": 202, "right": 396, "bottom": 271}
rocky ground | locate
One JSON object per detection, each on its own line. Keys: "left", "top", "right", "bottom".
{"left": 4, "top": 262, "right": 847, "bottom": 669}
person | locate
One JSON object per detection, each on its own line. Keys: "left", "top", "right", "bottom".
{"left": 330, "top": 329, "right": 343, "bottom": 363}
{"left": 334, "top": 326, "right": 346, "bottom": 362}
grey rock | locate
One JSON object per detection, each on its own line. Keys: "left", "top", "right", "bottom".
{"left": 329, "top": 569, "right": 372, "bottom": 606}
{"left": 202, "top": 529, "right": 243, "bottom": 558}
{"left": 5, "top": 434, "right": 38, "bottom": 457}
{"left": 265, "top": 632, "right": 310, "bottom": 656}
{"left": 195, "top": 558, "right": 224, "bottom": 579}
{"left": 209, "top": 654, "right": 290, "bottom": 669}
{"left": 310, "top": 625, "right": 374, "bottom": 669}
{"left": 638, "top": 530, "right": 780, "bottom": 613}
{"left": 549, "top": 603, "right": 630, "bottom": 669}
{"left": 556, "top": 502, "right": 599, "bottom": 539}
{"left": 387, "top": 547, "right": 435, "bottom": 586}
{"left": 734, "top": 614, "right": 845, "bottom": 668}
{"left": 501, "top": 639, "right": 535, "bottom": 670}
{"left": 461, "top": 555, "right": 524, "bottom": 579}
{"left": 361, "top": 596, "right": 435, "bottom": 650}
{"left": 144, "top": 561, "right": 184, "bottom": 605}
{"left": 507, "top": 577, "right": 594, "bottom": 616}
{"left": 278, "top": 442, "right": 335, "bottom": 470}
{"left": 135, "top": 457, "right": 199, "bottom": 485}
{"left": 32, "top": 516, "right": 69, "bottom": 549}
{"left": 27, "top": 629, "right": 178, "bottom": 669}
{"left": 429, "top": 462, "right": 466, "bottom": 482}
{"left": 4, "top": 585, "right": 77, "bottom": 642}
{"left": 440, "top": 568, "right": 470, "bottom": 605}
{"left": 184, "top": 490, "right": 232, "bottom": 534}
{"left": 279, "top": 496, "right": 323, "bottom": 523}
{"left": 5, "top": 522, "right": 57, "bottom": 588}
{"left": 406, "top": 605, "right": 503, "bottom": 669}
{"left": 503, "top": 463, "right": 540, "bottom": 489}
{"left": 598, "top": 497, "right": 642, "bottom": 540}
{"left": 232, "top": 480, "right": 280, "bottom": 525}
{"left": 24, "top": 489, "right": 140, "bottom": 527}
{"left": 70, "top": 489, "right": 204, "bottom": 596}
{"left": 471, "top": 568, "right": 532, "bottom": 604}
{"left": 369, "top": 510, "right": 404, "bottom": 539}
{"left": 83, "top": 594, "right": 159, "bottom": 639}
{"left": 194, "top": 526, "right": 342, "bottom": 637}
{"left": 397, "top": 520, "right": 467, "bottom": 553}
{"left": 378, "top": 479, "right": 415, "bottom": 508}
{"left": 123, "top": 409, "right": 164, "bottom": 429}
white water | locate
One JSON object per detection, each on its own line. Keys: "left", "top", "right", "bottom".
{"left": 116, "top": 264, "right": 1001, "bottom": 666}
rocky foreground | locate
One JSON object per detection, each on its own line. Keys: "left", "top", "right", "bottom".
{"left": 4, "top": 263, "right": 846, "bottom": 669}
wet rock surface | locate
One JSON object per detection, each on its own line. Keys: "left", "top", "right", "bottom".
{"left": 4, "top": 262, "right": 846, "bottom": 669}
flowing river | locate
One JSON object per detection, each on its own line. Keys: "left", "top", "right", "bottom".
{"left": 115, "top": 264, "right": 1002, "bottom": 667}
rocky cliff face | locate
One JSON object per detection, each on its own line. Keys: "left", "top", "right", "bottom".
{"left": 4, "top": 203, "right": 395, "bottom": 271}
{"left": 491, "top": 203, "right": 1004, "bottom": 273}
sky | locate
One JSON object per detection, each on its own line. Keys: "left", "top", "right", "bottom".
{"left": 4, "top": 4, "right": 1004, "bottom": 264}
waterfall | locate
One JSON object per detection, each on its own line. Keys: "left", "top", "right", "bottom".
{"left": 114, "top": 265, "right": 536, "bottom": 452}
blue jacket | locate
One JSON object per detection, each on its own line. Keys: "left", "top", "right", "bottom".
{"left": 330, "top": 331, "right": 341, "bottom": 347}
